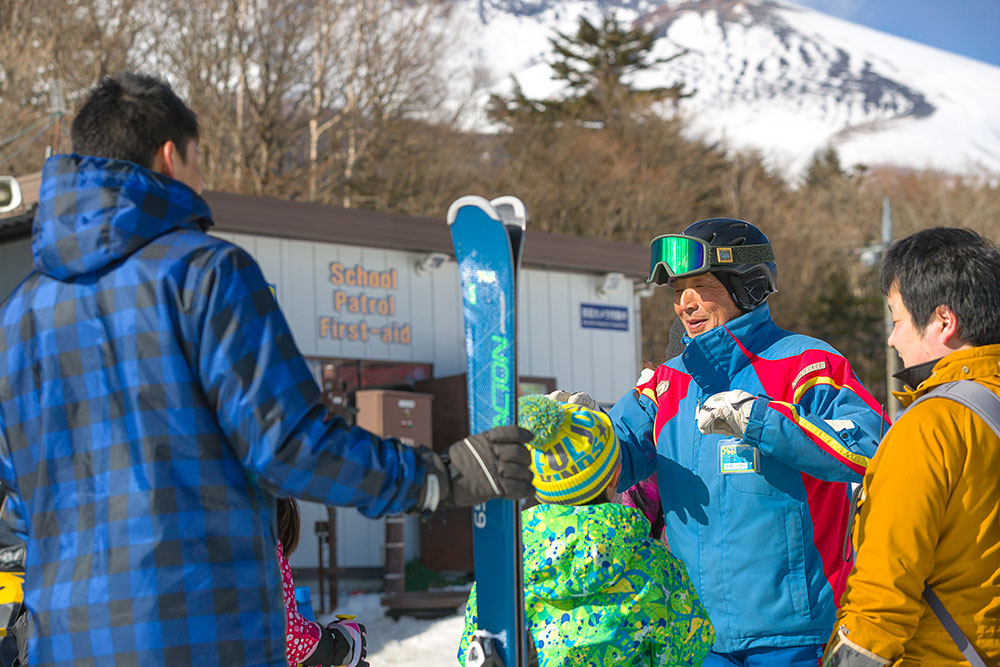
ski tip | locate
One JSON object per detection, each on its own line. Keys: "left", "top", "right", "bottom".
{"left": 489, "top": 196, "right": 528, "bottom": 230}
{"left": 446, "top": 195, "right": 499, "bottom": 226}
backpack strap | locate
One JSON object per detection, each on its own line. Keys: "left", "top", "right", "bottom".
{"left": 903, "top": 380, "right": 997, "bottom": 667}
{"left": 923, "top": 585, "right": 990, "bottom": 667}
{"left": 906, "top": 380, "right": 1000, "bottom": 435}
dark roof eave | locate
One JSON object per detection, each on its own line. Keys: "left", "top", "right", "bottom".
{"left": 0, "top": 191, "right": 649, "bottom": 280}
{"left": 0, "top": 208, "right": 35, "bottom": 243}
{"left": 205, "top": 191, "right": 648, "bottom": 280}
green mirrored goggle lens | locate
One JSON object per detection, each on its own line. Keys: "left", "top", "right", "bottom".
{"left": 648, "top": 236, "right": 707, "bottom": 282}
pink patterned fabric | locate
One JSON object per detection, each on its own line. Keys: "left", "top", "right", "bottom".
{"left": 278, "top": 541, "right": 323, "bottom": 666}
{"left": 617, "top": 473, "right": 668, "bottom": 546}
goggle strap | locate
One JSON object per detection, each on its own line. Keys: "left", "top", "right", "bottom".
{"left": 708, "top": 243, "right": 774, "bottom": 266}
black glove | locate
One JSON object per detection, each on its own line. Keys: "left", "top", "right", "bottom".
{"left": 325, "top": 618, "right": 368, "bottom": 667}
{"left": 302, "top": 617, "right": 367, "bottom": 667}
{"left": 417, "top": 426, "right": 534, "bottom": 511}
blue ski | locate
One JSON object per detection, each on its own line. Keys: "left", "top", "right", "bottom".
{"left": 447, "top": 195, "right": 527, "bottom": 667}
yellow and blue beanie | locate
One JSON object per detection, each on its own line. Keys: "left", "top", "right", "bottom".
{"left": 517, "top": 395, "right": 621, "bottom": 505}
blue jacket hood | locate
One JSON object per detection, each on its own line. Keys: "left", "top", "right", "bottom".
{"left": 32, "top": 154, "right": 212, "bottom": 279}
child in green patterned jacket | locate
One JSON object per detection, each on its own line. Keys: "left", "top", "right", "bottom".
{"left": 458, "top": 395, "right": 715, "bottom": 667}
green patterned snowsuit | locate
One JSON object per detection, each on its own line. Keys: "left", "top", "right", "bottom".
{"left": 458, "top": 503, "right": 714, "bottom": 666}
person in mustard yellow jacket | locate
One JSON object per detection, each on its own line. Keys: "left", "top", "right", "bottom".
{"left": 823, "top": 227, "right": 1000, "bottom": 667}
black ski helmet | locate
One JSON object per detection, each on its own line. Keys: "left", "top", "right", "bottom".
{"left": 677, "top": 217, "right": 777, "bottom": 311}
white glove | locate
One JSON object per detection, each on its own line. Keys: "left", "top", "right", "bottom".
{"left": 545, "top": 389, "right": 599, "bottom": 411}
{"left": 696, "top": 390, "right": 757, "bottom": 438}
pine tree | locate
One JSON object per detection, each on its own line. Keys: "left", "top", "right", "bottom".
{"left": 804, "top": 147, "right": 847, "bottom": 188}
{"left": 491, "top": 13, "right": 689, "bottom": 126}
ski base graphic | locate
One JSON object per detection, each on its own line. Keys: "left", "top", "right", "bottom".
{"left": 448, "top": 195, "right": 527, "bottom": 667}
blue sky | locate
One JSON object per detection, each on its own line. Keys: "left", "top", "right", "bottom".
{"left": 795, "top": 0, "right": 1000, "bottom": 67}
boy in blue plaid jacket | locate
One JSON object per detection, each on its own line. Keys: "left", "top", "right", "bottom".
{"left": 0, "top": 73, "right": 533, "bottom": 666}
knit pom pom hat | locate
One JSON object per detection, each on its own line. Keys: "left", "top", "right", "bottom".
{"left": 517, "top": 395, "right": 621, "bottom": 505}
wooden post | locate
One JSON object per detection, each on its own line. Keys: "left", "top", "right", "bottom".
{"left": 384, "top": 515, "right": 406, "bottom": 596}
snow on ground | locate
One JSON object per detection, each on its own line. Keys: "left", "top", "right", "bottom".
{"left": 318, "top": 592, "right": 466, "bottom": 667}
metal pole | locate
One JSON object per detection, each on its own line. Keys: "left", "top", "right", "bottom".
{"left": 882, "top": 196, "right": 899, "bottom": 421}
{"left": 48, "top": 80, "right": 68, "bottom": 156}
{"left": 51, "top": 114, "right": 62, "bottom": 155}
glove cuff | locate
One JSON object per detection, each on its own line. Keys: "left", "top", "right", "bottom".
{"left": 414, "top": 447, "right": 452, "bottom": 513}
{"left": 742, "top": 395, "right": 770, "bottom": 448}
{"left": 823, "top": 627, "right": 892, "bottom": 667}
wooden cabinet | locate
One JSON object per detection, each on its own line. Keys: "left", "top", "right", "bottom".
{"left": 414, "top": 374, "right": 556, "bottom": 573}
{"left": 355, "top": 390, "right": 433, "bottom": 595}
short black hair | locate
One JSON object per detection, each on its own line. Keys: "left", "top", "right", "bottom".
{"left": 70, "top": 72, "right": 199, "bottom": 168}
{"left": 881, "top": 227, "right": 1000, "bottom": 346}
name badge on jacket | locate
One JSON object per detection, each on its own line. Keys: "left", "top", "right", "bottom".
{"left": 719, "top": 440, "right": 759, "bottom": 474}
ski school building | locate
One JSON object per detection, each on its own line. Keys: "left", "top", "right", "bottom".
{"left": 0, "top": 181, "right": 650, "bottom": 604}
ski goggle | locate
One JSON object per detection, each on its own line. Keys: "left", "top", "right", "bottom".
{"left": 647, "top": 234, "right": 774, "bottom": 284}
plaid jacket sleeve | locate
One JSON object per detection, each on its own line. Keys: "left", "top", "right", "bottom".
{"left": 175, "top": 243, "right": 425, "bottom": 517}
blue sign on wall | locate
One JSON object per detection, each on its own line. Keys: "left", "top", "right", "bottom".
{"left": 580, "top": 303, "right": 629, "bottom": 331}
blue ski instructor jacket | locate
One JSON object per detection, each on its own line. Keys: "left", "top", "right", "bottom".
{"left": 610, "top": 304, "right": 887, "bottom": 653}
{"left": 0, "top": 155, "right": 426, "bottom": 665}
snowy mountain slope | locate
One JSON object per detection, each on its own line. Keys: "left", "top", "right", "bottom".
{"left": 449, "top": 0, "right": 1000, "bottom": 177}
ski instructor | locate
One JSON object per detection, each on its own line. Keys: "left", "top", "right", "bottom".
{"left": 0, "top": 72, "right": 533, "bottom": 666}
{"left": 555, "top": 218, "right": 888, "bottom": 667}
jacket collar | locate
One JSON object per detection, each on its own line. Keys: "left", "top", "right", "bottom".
{"left": 892, "top": 357, "right": 940, "bottom": 392}
{"left": 892, "top": 344, "right": 1000, "bottom": 408}
{"left": 680, "top": 301, "right": 777, "bottom": 393}
{"left": 33, "top": 154, "right": 213, "bottom": 280}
